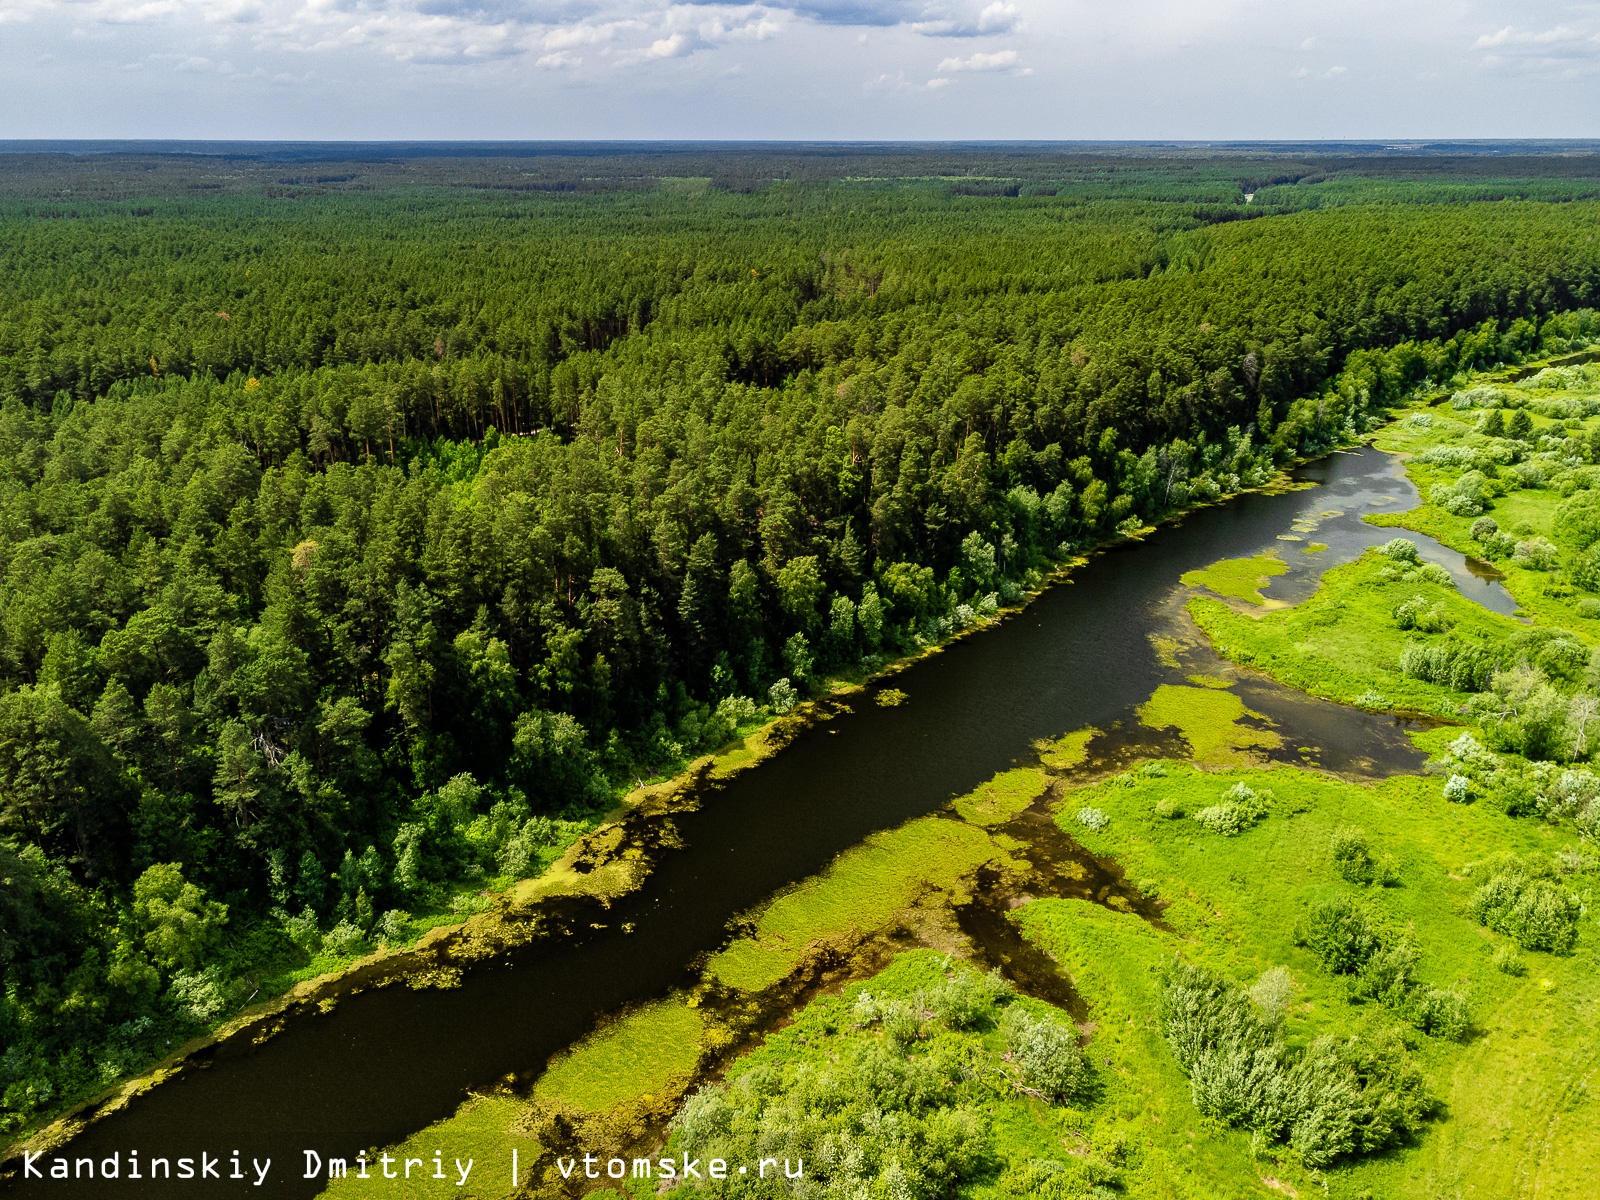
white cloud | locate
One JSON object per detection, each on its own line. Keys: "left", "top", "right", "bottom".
{"left": 644, "top": 30, "right": 692, "bottom": 56}
{"left": 1474, "top": 25, "right": 1588, "bottom": 51}
{"left": 1473, "top": 21, "right": 1600, "bottom": 73}
{"left": 936, "top": 47, "right": 1026, "bottom": 73}
{"left": 975, "top": 1, "right": 1014, "bottom": 34}
{"left": 6, "top": 0, "right": 1600, "bottom": 139}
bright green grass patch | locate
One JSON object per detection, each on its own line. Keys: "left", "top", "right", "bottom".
{"left": 1180, "top": 552, "right": 1288, "bottom": 605}
{"left": 1043, "top": 760, "right": 1600, "bottom": 1200}
{"left": 1014, "top": 900, "right": 1276, "bottom": 1199}
{"left": 953, "top": 767, "right": 1050, "bottom": 825}
{"left": 535, "top": 999, "right": 705, "bottom": 1113}
{"left": 707, "top": 817, "right": 1008, "bottom": 991}
{"left": 1189, "top": 547, "right": 1519, "bottom": 717}
{"left": 1304, "top": 541, "right": 1329, "bottom": 553}
{"left": 1136, "top": 683, "right": 1281, "bottom": 764}
{"left": 320, "top": 1093, "right": 531, "bottom": 1200}
{"left": 1034, "top": 727, "right": 1097, "bottom": 771}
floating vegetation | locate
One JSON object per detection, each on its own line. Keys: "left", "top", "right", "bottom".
{"left": 1180, "top": 552, "right": 1289, "bottom": 606}
{"left": 1136, "top": 684, "right": 1282, "bottom": 765}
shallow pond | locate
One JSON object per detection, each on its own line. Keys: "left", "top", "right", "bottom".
{"left": 4, "top": 446, "right": 1479, "bottom": 1197}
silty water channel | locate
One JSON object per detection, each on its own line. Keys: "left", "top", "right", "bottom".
{"left": 3, "top": 445, "right": 1513, "bottom": 1197}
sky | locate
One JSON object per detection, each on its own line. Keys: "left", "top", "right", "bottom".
{"left": 1, "top": 0, "right": 1598, "bottom": 140}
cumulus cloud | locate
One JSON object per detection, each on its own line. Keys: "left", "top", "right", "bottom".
{"left": 936, "top": 47, "right": 1027, "bottom": 73}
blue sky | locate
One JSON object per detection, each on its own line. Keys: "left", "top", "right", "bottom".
{"left": 1, "top": 0, "right": 1598, "bottom": 139}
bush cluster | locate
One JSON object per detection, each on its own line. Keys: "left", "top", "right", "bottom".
{"left": 669, "top": 963, "right": 1101, "bottom": 1198}
{"left": 1296, "top": 896, "right": 1471, "bottom": 1040}
{"left": 1161, "top": 960, "right": 1434, "bottom": 1168}
{"left": 1468, "top": 857, "right": 1585, "bottom": 954}
{"left": 1193, "top": 782, "right": 1272, "bottom": 836}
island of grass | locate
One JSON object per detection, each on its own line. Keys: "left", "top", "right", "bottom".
{"left": 1180, "top": 551, "right": 1288, "bottom": 605}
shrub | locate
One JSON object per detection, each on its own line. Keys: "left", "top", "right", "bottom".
{"left": 280, "top": 906, "right": 321, "bottom": 955}
{"left": 1193, "top": 782, "right": 1271, "bottom": 836}
{"left": 1470, "top": 868, "right": 1583, "bottom": 953}
{"left": 496, "top": 816, "right": 557, "bottom": 878}
{"left": 1443, "top": 774, "right": 1473, "bottom": 803}
{"left": 1512, "top": 537, "right": 1560, "bottom": 571}
{"left": 882, "top": 1001, "right": 923, "bottom": 1050}
{"left": 322, "top": 920, "right": 368, "bottom": 958}
{"left": 1330, "top": 827, "right": 1376, "bottom": 884}
{"left": 1350, "top": 939, "right": 1419, "bottom": 1006}
{"left": 1247, "top": 966, "right": 1295, "bottom": 1025}
{"left": 767, "top": 677, "right": 799, "bottom": 714}
{"left": 1492, "top": 944, "right": 1527, "bottom": 976}
{"left": 166, "top": 967, "right": 238, "bottom": 1027}
{"left": 1296, "top": 895, "right": 1380, "bottom": 974}
{"left": 1470, "top": 516, "right": 1500, "bottom": 541}
{"left": 1555, "top": 486, "right": 1600, "bottom": 553}
{"left": 1410, "top": 988, "right": 1471, "bottom": 1041}
{"left": 1399, "top": 639, "right": 1495, "bottom": 692}
{"left": 1003, "top": 1007, "right": 1091, "bottom": 1103}
{"left": 928, "top": 968, "right": 1011, "bottom": 1030}
{"left": 1153, "top": 796, "right": 1182, "bottom": 819}
{"left": 376, "top": 908, "right": 411, "bottom": 945}
{"left": 1416, "top": 563, "right": 1455, "bottom": 587}
{"left": 1378, "top": 538, "right": 1421, "bottom": 564}
{"left": 1076, "top": 806, "right": 1110, "bottom": 831}
{"left": 1160, "top": 960, "right": 1433, "bottom": 1167}
{"left": 1393, "top": 594, "right": 1451, "bottom": 633}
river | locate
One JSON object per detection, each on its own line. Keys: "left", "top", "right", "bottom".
{"left": 2, "top": 445, "right": 1510, "bottom": 1197}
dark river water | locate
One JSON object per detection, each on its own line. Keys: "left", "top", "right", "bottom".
{"left": 3, "top": 447, "right": 1507, "bottom": 1197}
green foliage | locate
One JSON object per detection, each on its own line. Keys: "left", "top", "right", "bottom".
{"left": 130, "top": 863, "right": 228, "bottom": 972}
{"left": 1160, "top": 960, "right": 1433, "bottom": 1168}
{"left": 1193, "top": 781, "right": 1272, "bottom": 836}
{"left": 1002, "top": 1006, "right": 1092, "bottom": 1103}
{"left": 1468, "top": 858, "right": 1584, "bottom": 953}
{"left": 666, "top": 955, "right": 1061, "bottom": 1199}
{"left": 6, "top": 157, "right": 1600, "bottom": 1131}
{"left": 1296, "top": 895, "right": 1381, "bottom": 974}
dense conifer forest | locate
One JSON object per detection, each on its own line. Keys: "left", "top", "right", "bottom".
{"left": 3, "top": 146, "right": 1600, "bottom": 1135}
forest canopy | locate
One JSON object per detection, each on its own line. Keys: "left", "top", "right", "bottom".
{"left": 3, "top": 151, "right": 1600, "bottom": 1133}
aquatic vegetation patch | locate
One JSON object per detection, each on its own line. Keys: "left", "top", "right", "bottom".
{"left": 1033, "top": 726, "right": 1098, "bottom": 771}
{"left": 707, "top": 817, "right": 1010, "bottom": 991}
{"left": 321, "top": 1094, "right": 530, "bottom": 1200}
{"left": 1136, "top": 684, "right": 1282, "bottom": 765}
{"left": 952, "top": 766, "right": 1050, "bottom": 825}
{"left": 535, "top": 999, "right": 706, "bottom": 1113}
{"left": 1180, "top": 552, "right": 1289, "bottom": 606}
